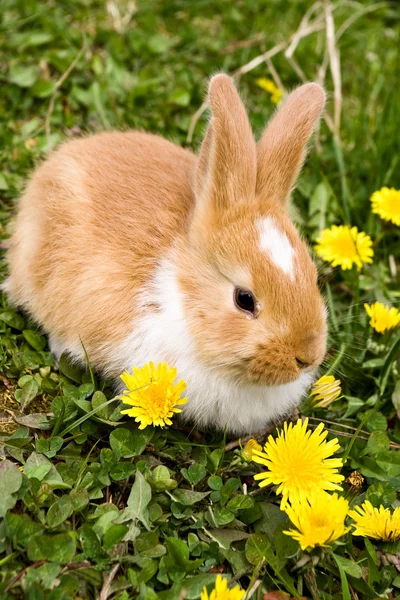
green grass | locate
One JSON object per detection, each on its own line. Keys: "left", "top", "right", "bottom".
{"left": 1, "top": 1, "right": 400, "bottom": 598}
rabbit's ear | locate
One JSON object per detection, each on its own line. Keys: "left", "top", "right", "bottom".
{"left": 256, "top": 83, "right": 325, "bottom": 206}
{"left": 194, "top": 74, "right": 257, "bottom": 214}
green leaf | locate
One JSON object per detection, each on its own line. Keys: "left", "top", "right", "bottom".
{"left": 36, "top": 436, "right": 63, "bottom": 458}
{"left": 245, "top": 533, "right": 298, "bottom": 597}
{"left": 116, "top": 469, "right": 152, "bottom": 529}
{"left": 58, "top": 352, "right": 84, "bottom": 383}
{"left": 92, "top": 390, "right": 112, "bottom": 419}
{"left": 245, "top": 533, "right": 271, "bottom": 566}
{"left": 169, "top": 489, "right": 210, "bottom": 506}
{"left": 24, "top": 452, "right": 67, "bottom": 487}
{"left": 14, "top": 413, "right": 50, "bottom": 430}
{"left": 161, "top": 574, "right": 218, "bottom": 599}
{"left": 333, "top": 555, "right": 362, "bottom": 578}
{"left": 0, "top": 311, "right": 25, "bottom": 330}
{"left": 223, "top": 548, "right": 250, "bottom": 576}
{"left": 135, "top": 558, "right": 157, "bottom": 584}
{"left": 0, "top": 173, "right": 9, "bottom": 190}
{"left": 207, "top": 475, "right": 223, "bottom": 490}
{"left": 164, "top": 537, "right": 204, "bottom": 573}
{"left": 207, "top": 529, "right": 249, "bottom": 550}
{"left": 168, "top": 88, "right": 191, "bottom": 106}
{"left": 147, "top": 34, "right": 174, "bottom": 54}
{"left": 8, "top": 64, "right": 40, "bottom": 87}
{"left": 207, "top": 449, "right": 223, "bottom": 473}
{"left": 363, "top": 410, "right": 387, "bottom": 432}
{"left": 110, "top": 462, "right": 136, "bottom": 481}
{"left": 109, "top": 427, "right": 154, "bottom": 459}
{"left": 17, "top": 31, "right": 54, "bottom": 47}
{"left": 210, "top": 506, "right": 235, "bottom": 527}
{"left": 0, "top": 460, "right": 23, "bottom": 518}
{"left": 24, "top": 562, "right": 61, "bottom": 590}
{"left": 332, "top": 553, "right": 351, "bottom": 600}
{"left": 93, "top": 507, "right": 119, "bottom": 538}
{"left": 366, "top": 430, "right": 390, "bottom": 455}
{"left": 308, "top": 180, "right": 330, "bottom": 231}
{"left": 180, "top": 463, "right": 206, "bottom": 486}
{"left": 47, "top": 495, "right": 74, "bottom": 527}
{"left": 356, "top": 456, "right": 388, "bottom": 481}
{"left": 6, "top": 512, "right": 44, "bottom": 546}
{"left": 79, "top": 524, "right": 104, "bottom": 560}
{"left": 22, "top": 329, "right": 47, "bottom": 351}
{"left": 274, "top": 523, "right": 299, "bottom": 561}
{"left": 135, "top": 531, "right": 159, "bottom": 552}
{"left": 103, "top": 524, "right": 129, "bottom": 550}
{"left": 344, "top": 396, "right": 365, "bottom": 418}
{"left": 376, "top": 450, "right": 400, "bottom": 477}
{"left": 364, "top": 537, "right": 379, "bottom": 567}
{"left": 31, "top": 80, "right": 56, "bottom": 98}
{"left": 366, "top": 481, "right": 396, "bottom": 508}
{"left": 392, "top": 380, "right": 400, "bottom": 418}
{"left": 219, "top": 479, "right": 240, "bottom": 506}
{"left": 27, "top": 532, "right": 76, "bottom": 563}
{"left": 151, "top": 465, "right": 177, "bottom": 491}
{"left": 69, "top": 488, "right": 90, "bottom": 512}
{"left": 226, "top": 495, "right": 254, "bottom": 511}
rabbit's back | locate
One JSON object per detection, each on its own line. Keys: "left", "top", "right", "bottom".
{"left": 6, "top": 131, "right": 196, "bottom": 365}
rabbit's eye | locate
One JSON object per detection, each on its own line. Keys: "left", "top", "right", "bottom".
{"left": 234, "top": 288, "right": 257, "bottom": 316}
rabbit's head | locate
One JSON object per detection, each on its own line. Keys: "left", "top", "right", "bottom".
{"left": 176, "top": 74, "right": 327, "bottom": 388}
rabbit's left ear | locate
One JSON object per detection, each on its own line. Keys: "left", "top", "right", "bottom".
{"left": 256, "top": 83, "right": 325, "bottom": 207}
{"left": 194, "top": 74, "right": 257, "bottom": 214}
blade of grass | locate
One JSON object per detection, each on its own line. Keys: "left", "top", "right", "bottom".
{"left": 325, "top": 282, "right": 339, "bottom": 333}
{"left": 332, "top": 136, "right": 351, "bottom": 224}
{"left": 342, "top": 411, "right": 372, "bottom": 463}
{"left": 80, "top": 339, "right": 96, "bottom": 390}
{"left": 379, "top": 337, "right": 400, "bottom": 398}
{"left": 332, "top": 553, "right": 351, "bottom": 600}
{"left": 58, "top": 397, "right": 119, "bottom": 437}
{"left": 57, "top": 384, "right": 150, "bottom": 437}
{"left": 326, "top": 342, "right": 347, "bottom": 376}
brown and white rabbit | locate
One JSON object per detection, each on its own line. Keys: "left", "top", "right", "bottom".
{"left": 6, "top": 74, "right": 327, "bottom": 434}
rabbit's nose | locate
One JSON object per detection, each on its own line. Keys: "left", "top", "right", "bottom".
{"left": 295, "top": 331, "right": 326, "bottom": 369}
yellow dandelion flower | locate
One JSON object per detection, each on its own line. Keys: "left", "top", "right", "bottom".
{"left": 241, "top": 438, "right": 262, "bottom": 461}
{"left": 255, "top": 77, "right": 283, "bottom": 105}
{"left": 364, "top": 301, "right": 400, "bottom": 334}
{"left": 201, "top": 574, "right": 245, "bottom": 600}
{"left": 119, "top": 362, "right": 187, "bottom": 429}
{"left": 349, "top": 501, "right": 400, "bottom": 541}
{"left": 310, "top": 375, "right": 342, "bottom": 408}
{"left": 252, "top": 418, "right": 344, "bottom": 509}
{"left": 315, "top": 225, "right": 373, "bottom": 271}
{"left": 284, "top": 490, "right": 349, "bottom": 550}
{"left": 370, "top": 187, "right": 400, "bottom": 226}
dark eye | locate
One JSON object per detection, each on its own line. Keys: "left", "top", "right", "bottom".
{"left": 234, "top": 288, "right": 257, "bottom": 316}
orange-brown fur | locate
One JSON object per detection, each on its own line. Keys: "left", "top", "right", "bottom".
{"left": 7, "top": 74, "right": 326, "bottom": 396}
{"left": 7, "top": 132, "right": 196, "bottom": 366}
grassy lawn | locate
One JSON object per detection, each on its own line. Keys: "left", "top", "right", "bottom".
{"left": 1, "top": 0, "right": 400, "bottom": 598}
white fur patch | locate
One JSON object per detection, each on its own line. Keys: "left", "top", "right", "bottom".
{"left": 113, "top": 255, "right": 313, "bottom": 435}
{"left": 256, "top": 217, "right": 295, "bottom": 279}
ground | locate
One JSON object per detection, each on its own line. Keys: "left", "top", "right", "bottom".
{"left": 0, "top": 1, "right": 400, "bottom": 598}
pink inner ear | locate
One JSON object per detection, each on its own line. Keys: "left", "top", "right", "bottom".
{"left": 256, "top": 83, "right": 325, "bottom": 206}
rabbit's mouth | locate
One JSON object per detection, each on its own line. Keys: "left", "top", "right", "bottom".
{"left": 242, "top": 349, "right": 322, "bottom": 387}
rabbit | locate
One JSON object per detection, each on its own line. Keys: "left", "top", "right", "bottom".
{"left": 5, "top": 74, "right": 327, "bottom": 435}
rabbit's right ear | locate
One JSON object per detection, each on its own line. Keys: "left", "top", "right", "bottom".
{"left": 256, "top": 83, "right": 325, "bottom": 207}
{"left": 194, "top": 75, "right": 257, "bottom": 219}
